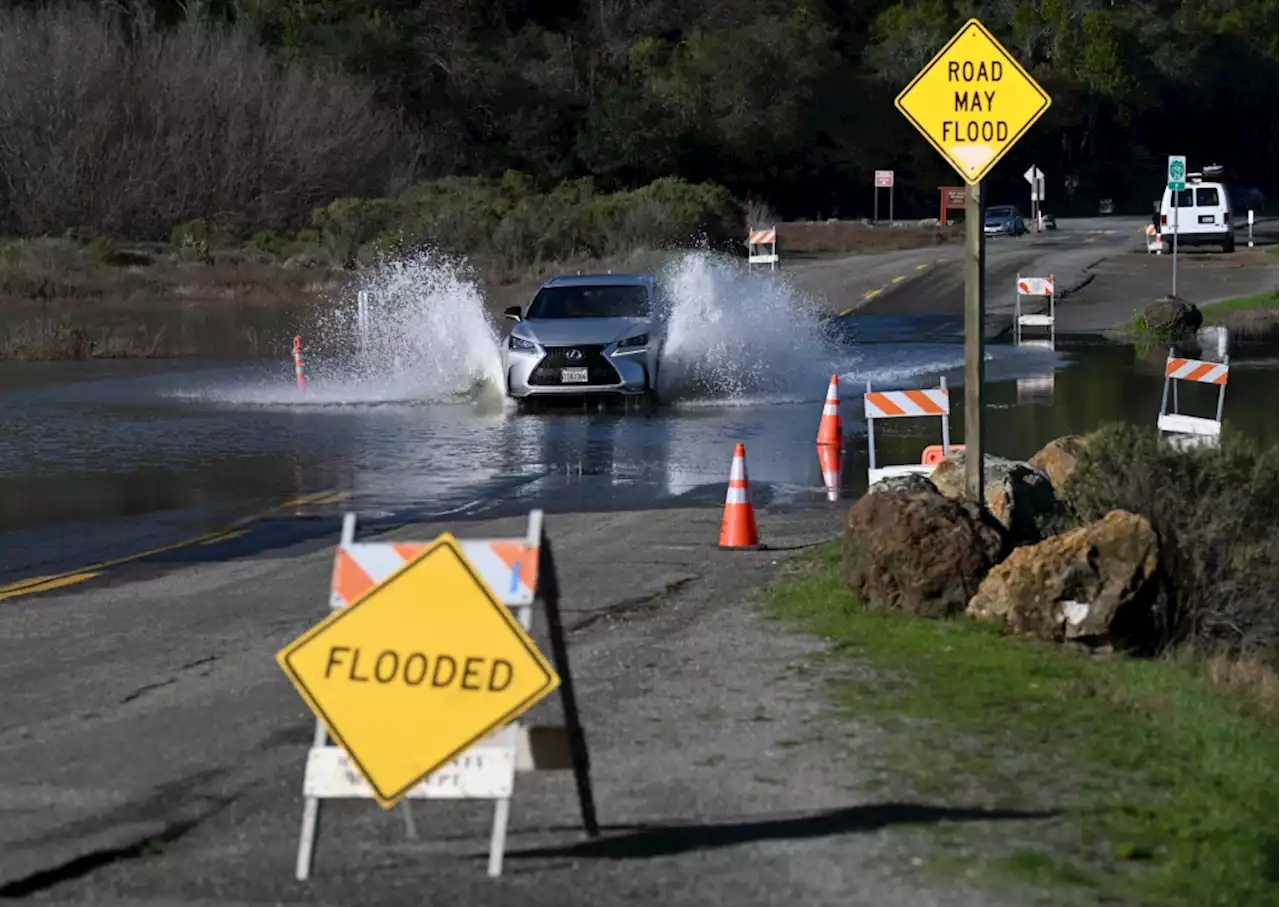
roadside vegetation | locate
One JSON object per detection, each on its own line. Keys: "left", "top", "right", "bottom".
{"left": 767, "top": 421, "right": 1278, "bottom": 906}
{"left": 1116, "top": 288, "right": 1278, "bottom": 343}
{"left": 1198, "top": 287, "right": 1280, "bottom": 337}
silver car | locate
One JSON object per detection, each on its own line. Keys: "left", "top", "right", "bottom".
{"left": 501, "top": 273, "right": 666, "bottom": 405}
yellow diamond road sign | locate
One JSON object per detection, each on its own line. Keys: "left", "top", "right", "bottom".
{"left": 895, "top": 18, "right": 1051, "bottom": 185}
{"left": 276, "top": 533, "right": 560, "bottom": 809}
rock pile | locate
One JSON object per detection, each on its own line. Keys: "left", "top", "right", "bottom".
{"left": 843, "top": 434, "right": 1160, "bottom": 651}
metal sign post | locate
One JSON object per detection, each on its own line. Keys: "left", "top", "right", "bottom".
{"left": 874, "top": 170, "right": 894, "bottom": 222}
{"left": 1024, "top": 166, "right": 1044, "bottom": 231}
{"left": 895, "top": 19, "right": 1052, "bottom": 506}
{"left": 1168, "top": 155, "right": 1186, "bottom": 297}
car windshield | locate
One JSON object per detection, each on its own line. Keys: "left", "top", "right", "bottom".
{"left": 526, "top": 284, "right": 649, "bottom": 319}
{"left": 987, "top": 207, "right": 1014, "bottom": 218}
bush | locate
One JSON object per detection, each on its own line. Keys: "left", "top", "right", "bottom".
{"left": 326, "top": 172, "right": 744, "bottom": 274}
{"left": 0, "top": 3, "right": 415, "bottom": 239}
{"left": 1063, "top": 422, "right": 1279, "bottom": 664}
{"left": 170, "top": 219, "right": 213, "bottom": 263}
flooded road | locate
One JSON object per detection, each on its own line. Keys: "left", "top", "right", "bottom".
{"left": 2, "top": 249, "right": 1275, "bottom": 589}
{"left": 3, "top": 326, "right": 1275, "bottom": 586}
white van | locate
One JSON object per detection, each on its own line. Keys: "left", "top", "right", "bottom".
{"left": 1159, "top": 174, "right": 1234, "bottom": 253}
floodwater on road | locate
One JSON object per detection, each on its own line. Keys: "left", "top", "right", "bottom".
{"left": 2, "top": 249, "right": 1276, "bottom": 585}
{"left": 2, "top": 323, "right": 1275, "bottom": 586}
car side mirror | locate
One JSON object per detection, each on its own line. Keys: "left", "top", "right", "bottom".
{"left": 503, "top": 306, "right": 522, "bottom": 322}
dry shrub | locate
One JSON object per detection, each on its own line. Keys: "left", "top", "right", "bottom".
{"left": 0, "top": 3, "right": 416, "bottom": 239}
{"left": 1203, "top": 653, "right": 1279, "bottom": 724}
{"left": 1063, "top": 422, "right": 1279, "bottom": 665}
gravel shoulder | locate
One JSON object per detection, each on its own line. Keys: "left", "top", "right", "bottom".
{"left": 0, "top": 504, "right": 1028, "bottom": 906}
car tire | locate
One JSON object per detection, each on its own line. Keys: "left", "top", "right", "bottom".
{"left": 1223, "top": 237, "right": 1235, "bottom": 253}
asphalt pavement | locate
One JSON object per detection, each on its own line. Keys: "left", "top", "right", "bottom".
{"left": 787, "top": 217, "right": 1147, "bottom": 330}
{"left": 788, "top": 216, "right": 1278, "bottom": 334}
{"left": 0, "top": 505, "right": 1033, "bottom": 907}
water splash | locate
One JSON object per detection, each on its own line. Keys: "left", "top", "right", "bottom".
{"left": 336, "top": 251, "right": 505, "bottom": 400}
{"left": 654, "top": 251, "right": 986, "bottom": 406}
{"left": 177, "top": 251, "right": 507, "bottom": 406}
{"left": 657, "top": 251, "right": 846, "bottom": 404}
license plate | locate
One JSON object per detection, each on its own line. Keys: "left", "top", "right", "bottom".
{"left": 1198, "top": 215, "right": 1214, "bottom": 224}
{"left": 560, "top": 367, "right": 588, "bottom": 383}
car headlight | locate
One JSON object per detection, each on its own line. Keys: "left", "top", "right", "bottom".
{"left": 615, "top": 333, "right": 649, "bottom": 350}
{"left": 508, "top": 333, "right": 538, "bottom": 353}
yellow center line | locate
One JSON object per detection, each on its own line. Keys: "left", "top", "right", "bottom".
{"left": 836, "top": 307, "right": 854, "bottom": 317}
{"left": 863, "top": 288, "right": 882, "bottom": 300}
{"left": 0, "top": 489, "right": 345, "bottom": 597}
{"left": 916, "top": 263, "right": 929, "bottom": 270}
{"left": 891, "top": 275, "right": 907, "bottom": 284}
{"left": 0, "top": 572, "right": 102, "bottom": 602}
{"left": 200, "top": 528, "right": 250, "bottom": 545}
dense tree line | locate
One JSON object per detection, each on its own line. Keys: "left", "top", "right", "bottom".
{"left": 0, "top": 0, "right": 1274, "bottom": 238}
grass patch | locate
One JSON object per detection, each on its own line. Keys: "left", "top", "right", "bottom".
{"left": 1200, "top": 289, "right": 1277, "bottom": 317}
{"left": 778, "top": 220, "right": 962, "bottom": 255}
{"left": 765, "top": 541, "right": 1278, "bottom": 907}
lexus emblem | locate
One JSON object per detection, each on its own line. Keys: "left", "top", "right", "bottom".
{"left": 565, "top": 349, "right": 584, "bottom": 361}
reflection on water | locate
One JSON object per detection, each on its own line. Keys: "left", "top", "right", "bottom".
{"left": 0, "top": 336, "right": 1275, "bottom": 571}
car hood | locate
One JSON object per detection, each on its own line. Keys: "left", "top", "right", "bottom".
{"left": 516, "top": 317, "right": 652, "bottom": 346}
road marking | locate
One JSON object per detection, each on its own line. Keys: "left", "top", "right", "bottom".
{"left": 0, "top": 572, "right": 103, "bottom": 602}
{"left": 836, "top": 307, "right": 854, "bottom": 317}
{"left": 863, "top": 289, "right": 882, "bottom": 300}
{"left": 0, "top": 489, "right": 346, "bottom": 599}
{"left": 200, "top": 528, "right": 250, "bottom": 545}
{"left": 916, "top": 263, "right": 929, "bottom": 270}
{"left": 1084, "top": 237, "right": 1096, "bottom": 244}
{"left": 891, "top": 275, "right": 907, "bottom": 284}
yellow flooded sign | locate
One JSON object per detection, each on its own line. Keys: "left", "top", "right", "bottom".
{"left": 895, "top": 19, "right": 1051, "bottom": 185}
{"left": 276, "top": 533, "right": 560, "bottom": 809}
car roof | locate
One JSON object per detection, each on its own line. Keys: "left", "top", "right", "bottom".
{"left": 541, "top": 273, "right": 656, "bottom": 289}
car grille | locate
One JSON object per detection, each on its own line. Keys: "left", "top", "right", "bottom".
{"left": 528, "top": 345, "right": 621, "bottom": 386}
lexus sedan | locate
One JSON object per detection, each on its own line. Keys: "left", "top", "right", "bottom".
{"left": 501, "top": 273, "right": 665, "bottom": 405}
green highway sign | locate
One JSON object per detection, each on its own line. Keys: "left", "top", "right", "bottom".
{"left": 1168, "top": 155, "right": 1186, "bottom": 191}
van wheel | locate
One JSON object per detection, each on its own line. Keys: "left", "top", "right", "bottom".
{"left": 1223, "top": 237, "right": 1235, "bottom": 253}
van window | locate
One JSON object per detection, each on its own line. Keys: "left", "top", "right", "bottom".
{"left": 1195, "top": 187, "right": 1221, "bottom": 207}
{"left": 1171, "top": 189, "right": 1194, "bottom": 208}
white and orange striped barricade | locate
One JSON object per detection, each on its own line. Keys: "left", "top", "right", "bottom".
{"left": 1145, "top": 223, "right": 1163, "bottom": 254}
{"left": 1157, "top": 348, "right": 1229, "bottom": 450}
{"left": 863, "top": 377, "right": 953, "bottom": 489}
{"left": 292, "top": 509, "right": 598, "bottom": 881}
{"left": 1014, "top": 274, "right": 1056, "bottom": 344}
{"left": 747, "top": 226, "right": 778, "bottom": 270}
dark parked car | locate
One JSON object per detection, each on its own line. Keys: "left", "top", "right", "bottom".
{"left": 984, "top": 205, "right": 1028, "bottom": 236}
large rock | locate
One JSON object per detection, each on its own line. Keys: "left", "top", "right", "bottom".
{"left": 965, "top": 510, "right": 1159, "bottom": 647}
{"left": 929, "top": 452, "right": 1059, "bottom": 545}
{"left": 869, "top": 473, "right": 939, "bottom": 496}
{"left": 844, "top": 485, "right": 1006, "bottom": 619}
{"left": 1143, "top": 298, "right": 1203, "bottom": 335}
{"left": 1029, "top": 435, "right": 1088, "bottom": 498}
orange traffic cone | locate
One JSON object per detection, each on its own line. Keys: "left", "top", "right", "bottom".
{"left": 816, "top": 375, "right": 842, "bottom": 446}
{"left": 816, "top": 443, "right": 842, "bottom": 502}
{"left": 719, "top": 442, "right": 761, "bottom": 548}
{"left": 293, "top": 335, "right": 308, "bottom": 392}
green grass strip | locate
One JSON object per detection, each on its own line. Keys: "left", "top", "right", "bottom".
{"left": 765, "top": 541, "right": 1278, "bottom": 907}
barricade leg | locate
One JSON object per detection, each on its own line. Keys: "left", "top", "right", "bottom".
{"left": 486, "top": 600, "right": 533, "bottom": 877}
{"left": 295, "top": 718, "right": 327, "bottom": 880}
